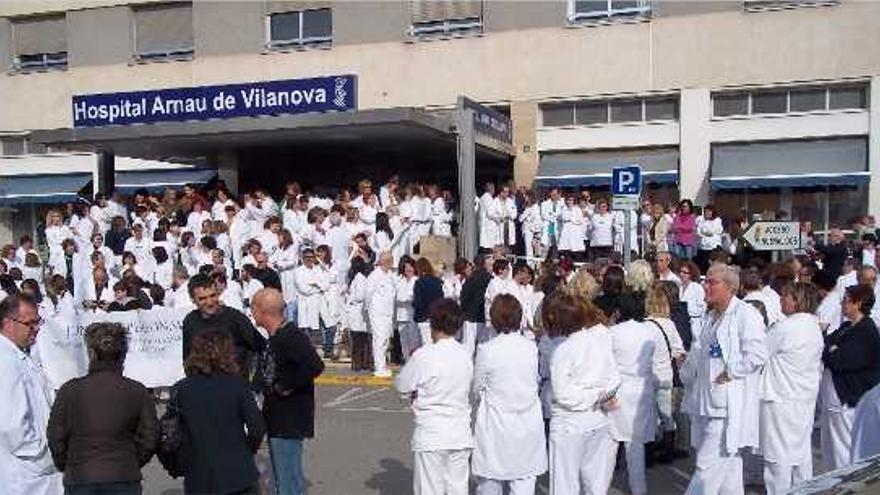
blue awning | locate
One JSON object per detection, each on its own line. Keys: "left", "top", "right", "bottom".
{"left": 115, "top": 168, "right": 217, "bottom": 193}
{"left": 711, "top": 172, "right": 871, "bottom": 190}
{"left": 0, "top": 173, "right": 92, "bottom": 204}
{"left": 535, "top": 147, "right": 680, "bottom": 188}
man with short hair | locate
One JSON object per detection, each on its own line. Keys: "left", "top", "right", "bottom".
{"left": 0, "top": 294, "right": 64, "bottom": 495}
{"left": 366, "top": 251, "right": 396, "bottom": 377}
{"left": 681, "top": 264, "right": 767, "bottom": 495}
{"left": 253, "top": 252, "right": 282, "bottom": 291}
{"left": 252, "top": 288, "right": 324, "bottom": 495}
{"left": 181, "top": 274, "right": 264, "bottom": 376}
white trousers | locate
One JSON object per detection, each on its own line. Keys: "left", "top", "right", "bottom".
{"left": 398, "top": 321, "right": 420, "bottom": 360}
{"left": 549, "top": 426, "right": 617, "bottom": 495}
{"left": 370, "top": 315, "right": 393, "bottom": 376}
{"left": 418, "top": 321, "right": 432, "bottom": 349}
{"left": 624, "top": 441, "right": 647, "bottom": 495}
{"left": 685, "top": 416, "right": 744, "bottom": 495}
{"left": 461, "top": 321, "right": 481, "bottom": 359}
{"left": 476, "top": 476, "right": 537, "bottom": 495}
{"left": 820, "top": 406, "right": 855, "bottom": 471}
{"left": 763, "top": 461, "right": 810, "bottom": 495}
{"left": 414, "top": 449, "right": 471, "bottom": 495}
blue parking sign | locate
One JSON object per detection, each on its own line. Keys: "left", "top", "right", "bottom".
{"left": 612, "top": 165, "right": 642, "bottom": 196}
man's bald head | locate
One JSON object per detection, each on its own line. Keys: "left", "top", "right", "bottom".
{"left": 252, "top": 288, "right": 286, "bottom": 333}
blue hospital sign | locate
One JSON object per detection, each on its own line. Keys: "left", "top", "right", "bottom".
{"left": 72, "top": 75, "right": 357, "bottom": 127}
{"left": 612, "top": 165, "right": 643, "bottom": 196}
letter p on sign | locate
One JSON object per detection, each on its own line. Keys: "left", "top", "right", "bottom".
{"left": 612, "top": 165, "right": 642, "bottom": 196}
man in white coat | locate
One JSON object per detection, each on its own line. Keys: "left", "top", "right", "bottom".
{"left": 293, "top": 249, "right": 329, "bottom": 355}
{"left": 491, "top": 186, "right": 518, "bottom": 248}
{"left": 0, "top": 294, "right": 64, "bottom": 495}
{"left": 539, "top": 188, "right": 563, "bottom": 250}
{"left": 478, "top": 183, "right": 499, "bottom": 251}
{"left": 366, "top": 252, "right": 396, "bottom": 377}
{"left": 681, "top": 263, "right": 767, "bottom": 495}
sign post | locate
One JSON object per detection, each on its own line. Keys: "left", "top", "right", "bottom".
{"left": 612, "top": 165, "right": 643, "bottom": 266}
{"left": 740, "top": 221, "right": 802, "bottom": 251}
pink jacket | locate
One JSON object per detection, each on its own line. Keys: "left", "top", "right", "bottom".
{"left": 672, "top": 213, "right": 697, "bottom": 246}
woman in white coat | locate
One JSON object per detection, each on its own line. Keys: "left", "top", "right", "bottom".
{"left": 395, "top": 257, "right": 419, "bottom": 360}
{"left": 679, "top": 260, "right": 707, "bottom": 337}
{"left": 293, "top": 248, "right": 328, "bottom": 349}
{"left": 589, "top": 199, "right": 614, "bottom": 261}
{"left": 759, "top": 282, "right": 824, "bottom": 495}
{"left": 346, "top": 257, "right": 372, "bottom": 371}
{"left": 608, "top": 295, "right": 672, "bottom": 495}
{"left": 546, "top": 293, "right": 621, "bottom": 495}
{"left": 472, "top": 295, "right": 547, "bottom": 495}
{"left": 557, "top": 195, "right": 586, "bottom": 261}
{"left": 272, "top": 230, "right": 300, "bottom": 316}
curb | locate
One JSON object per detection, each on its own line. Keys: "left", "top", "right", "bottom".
{"left": 315, "top": 374, "right": 394, "bottom": 387}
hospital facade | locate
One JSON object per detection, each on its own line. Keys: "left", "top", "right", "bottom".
{"left": 1, "top": 0, "right": 880, "bottom": 245}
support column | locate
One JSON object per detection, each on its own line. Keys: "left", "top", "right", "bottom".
{"left": 511, "top": 100, "right": 539, "bottom": 187}
{"left": 679, "top": 88, "right": 712, "bottom": 205}
{"left": 456, "top": 102, "right": 477, "bottom": 261}
{"left": 96, "top": 151, "right": 115, "bottom": 196}
{"left": 217, "top": 150, "right": 240, "bottom": 196}
{"left": 868, "top": 76, "right": 880, "bottom": 219}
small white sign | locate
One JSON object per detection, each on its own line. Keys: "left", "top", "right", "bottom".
{"left": 612, "top": 195, "right": 640, "bottom": 211}
{"left": 741, "top": 221, "right": 801, "bottom": 251}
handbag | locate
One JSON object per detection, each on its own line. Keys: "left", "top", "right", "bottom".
{"left": 648, "top": 319, "right": 682, "bottom": 388}
{"left": 157, "top": 386, "right": 190, "bottom": 478}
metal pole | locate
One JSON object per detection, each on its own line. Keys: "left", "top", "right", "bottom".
{"left": 456, "top": 103, "right": 477, "bottom": 261}
{"left": 823, "top": 186, "right": 830, "bottom": 244}
{"left": 624, "top": 210, "right": 632, "bottom": 266}
{"left": 97, "top": 150, "right": 116, "bottom": 196}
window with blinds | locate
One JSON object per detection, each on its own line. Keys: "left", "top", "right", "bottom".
{"left": 569, "top": 0, "right": 651, "bottom": 23}
{"left": 408, "top": 1, "right": 483, "bottom": 38}
{"left": 11, "top": 14, "right": 68, "bottom": 71}
{"left": 743, "top": 0, "right": 838, "bottom": 13}
{"left": 265, "top": 1, "right": 332, "bottom": 49}
{"left": 133, "top": 2, "right": 194, "bottom": 61}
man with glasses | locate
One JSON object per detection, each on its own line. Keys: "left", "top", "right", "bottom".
{"left": 0, "top": 294, "right": 63, "bottom": 495}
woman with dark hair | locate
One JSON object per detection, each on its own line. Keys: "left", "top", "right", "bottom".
{"left": 173, "top": 331, "right": 266, "bottom": 495}
{"left": 412, "top": 257, "right": 445, "bottom": 349}
{"left": 47, "top": 323, "right": 158, "bottom": 495}
{"left": 396, "top": 299, "right": 473, "bottom": 495}
{"left": 820, "top": 284, "right": 880, "bottom": 471}
{"left": 372, "top": 212, "right": 394, "bottom": 255}
{"left": 678, "top": 260, "right": 705, "bottom": 334}
{"left": 472, "top": 295, "right": 547, "bottom": 494}
{"left": 670, "top": 199, "right": 697, "bottom": 260}
{"left": 594, "top": 265, "right": 639, "bottom": 324}
{"left": 696, "top": 205, "right": 724, "bottom": 272}
{"left": 152, "top": 246, "right": 173, "bottom": 291}
{"left": 346, "top": 256, "right": 373, "bottom": 371}
{"left": 546, "top": 294, "right": 620, "bottom": 495}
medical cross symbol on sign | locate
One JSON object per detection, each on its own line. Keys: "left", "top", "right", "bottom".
{"left": 612, "top": 165, "right": 642, "bottom": 196}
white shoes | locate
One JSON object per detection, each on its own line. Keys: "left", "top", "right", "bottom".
{"left": 373, "top": 369, "right": 392, "bottom": 378}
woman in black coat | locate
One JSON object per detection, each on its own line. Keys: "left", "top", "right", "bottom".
{"left": 412, "top": 257, "right": 445, "bottom": 347}
{"left": 820, "top": 284, "right": 880, "bottom": 470}
{"left": 174, "top": 331, "right": 266, "bottom": 495}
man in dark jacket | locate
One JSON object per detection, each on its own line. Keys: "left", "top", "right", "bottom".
{"left": 458, "top": 254, "right": 493, "bottom": 358}
{"left": 47, "top": 322, "right": 158, "bottom": 493}
{"left": 182, "top": 274, "right": 265, "bottom": 377}
{"left": 253, "top": 252, "right": 282, "bottom": 291}
{"left": 252, "top": 288, "right": 324, "bottom": 495}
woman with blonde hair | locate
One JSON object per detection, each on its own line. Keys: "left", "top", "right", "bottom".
{"left": 647, "top": 203, "right": 670, "bottom": 255}
{"left": 565, "top": 269, "right": 600, "bottom": 301}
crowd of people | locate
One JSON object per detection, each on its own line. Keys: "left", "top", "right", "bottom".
{"left": 1, "top": 175, "right": 880, "bottom": 495}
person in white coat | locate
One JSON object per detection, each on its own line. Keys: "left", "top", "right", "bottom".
{"left": 850, "top": 382, "right": 880, "bottom": 462}
{"left": 472, "top": 295, "right": 547, "bottom": 495}
{"left": 558, "top": 195, "right": 586, "bottom": 261}
{"left": 345, "top": 257, "right": 372, "bottom": 371}
{"left": 696, "top": 206, "right": 724, "bottom": 270}
{"left": 0, "top": 294, "right": 64, "bottom": 495}
{"left": 680, "top": 263, "right": 767, "bottom": 495}
{"left": 367, "top": 252, "right": 396, "bottom": 378}
{"left": 589, "top": 200, "right": 614, "bottom": 260}
{"left": 395, "top": 257, "right": 419, "bottom": 360}
{"left": 293, "top": 248, "right": 329, "bottom": 351}
{"left": 759, "top": 282, "right": 824, "bottom": 495}
{"left": 396, "top": 299, "right": 473, "bottom": 495}
{"left": 546, "top": 293, "right": 621, "bottom": 495}
{"left": 539, "top": 188, "right": 563, "bottom": 251}
{"left": 678, "top": 260, "right": 707, "bottom": 337}
{"left": 491, "top": 186, "right": 518, "bottom": 248}
{"left": 272, "top": 230, "right": 300, "bottom": 318}
{"left": 429, "top": 187, "right": 452, "bottom": 237}
{"left": 607, "top": 297, "right": 673, "bottom": 495}
{"left": 478, "top": 183, "right": 499, "bottom": 251}
{"left": 518, "top": 191, "right": 543, "bottom": 262}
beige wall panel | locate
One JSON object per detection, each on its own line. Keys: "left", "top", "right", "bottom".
{"left": 483, "top": 1, "right": 566, "bottom": 32}
{"left": 194, "top": 1, "right": 264, "bottom": 56}
{"left": 333, "top": 1, "right": 408, "bottom": 45}
{"left": 0, "top": 1, "right": 161, "bottom": 17}
{"left": 68, "top": 6, "right": 132, "bottom": 67}
{"left": 0, "top": 18, "right": 11, "bottom": 71}
{"left": 511, "top": 100, "right": 538, "bottom": 186}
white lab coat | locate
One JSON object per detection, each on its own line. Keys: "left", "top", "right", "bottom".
{"left": 345, "top": 273, "right": 368, "bottom": 333}
{"left": 273, "top": 244, "right": 300, "bottom": 303}
{"left": 540, "top": 199, "right": 563, "bottom": 247}
{"left": 681, "top": 297, "right": 767, "bottom": 454}
{"left": 519, "top": 204, "right": 543, "bottom": 259}
{"left": 294, "top": 264, "right": 327, "bottom": 329}
{"left": 590, "top": 212, "right": 614, "bottom": 248}
{"left": 396, "top": 338, "right": 474, "bottom": 452}
{"left": 698, "top": 216, "right": 725, "bottom": 251}
{"left": 0, "top": 335, "right": 64, "bottom": 495}
{"left": 483, "top": 276, "right": 514, "bottom": 324}
{"left": 609, "top": 320, "right": 672, "bottom": 443}
{"left": 472, "top": 332, "right": 547, "bottom": 480}
{"left": 759, "top": 313, "right": 823, "bottom": 467}
{"left": 318, "top": 263, "right": 341, "bottom": 327}
{"left": 478, "top": 193, "right": 500, "bottom": 249}
{"left": 612, "top": 210, "right": 639, "bottom": 253}
{"left": 491, "top": 197, "right": 517, "bottom": 247}
{"left": 220, "top": 283, "right": 244, "bottom": 312}
{"left": 558, "top": 205, "right": 586, "bottom": 252}
{"left": 851, "top": 383, "right": 880, "bottom": 462}
{"left": 431, "top": 197, "right": 452, "bottom": 237}
{"left": 680, "top": 281, "right": 707, "bottom": 338}
{"left": 817, "top": 291, "right": 843, "bottom": 334}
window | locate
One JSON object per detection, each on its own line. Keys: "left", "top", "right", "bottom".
{"left": 751, "top": 90, "right": 787, "bottom": 114}
{"left": 540, "top": 95, "right": 678, "bottom": 127}
{"left": 133, "top": 2, "right": 194, "bottom": 61}
{"left": 744, "top": 0, "right": 839, "bottom": 13}
{"left": 712, "top": 83, "right": 868, "bottom": 117}
{"left": 1, "top": 137, "right": 25, "bottom": 156}
{"left": 11, "top": 14, "right": 67, "bottom": 71}
{"left": 267, "top": 8, "right": 332, "bottom": 48}
{"left": 570, "top": 0, "right": 651, "bottom": 23}
{"left": 409, "top": 1, "right": 483, "bottom": 38}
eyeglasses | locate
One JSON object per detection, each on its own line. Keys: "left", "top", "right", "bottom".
{"left": 10, "top": 317, "right": 42, "bottom": 329}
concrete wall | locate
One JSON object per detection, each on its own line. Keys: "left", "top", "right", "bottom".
{"left": 483, "top": 1, "right": 566, "bottom": 33}
{"left": 0, "top": 17, "right": 10, "bottom": 71}
{"left": 511, "top": 100, "right": 538, "bottom": 186}
{"left": 194, "top": 1, "right": 264, "bottom": 56}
